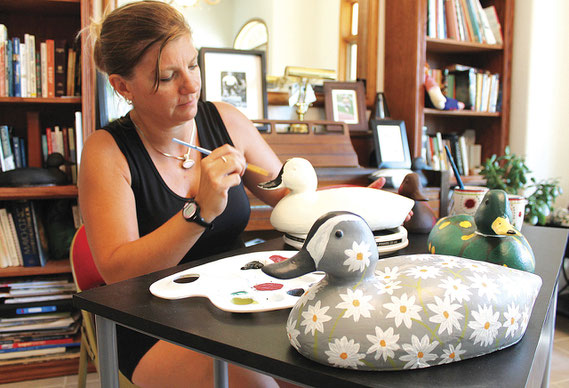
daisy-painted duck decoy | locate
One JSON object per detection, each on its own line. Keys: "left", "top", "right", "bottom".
{"left": 258, "top": 157, "right": 414, "bottom": 241}
{"left": 428, "top": 189, "right": 535, "bottom": 272}
{"left": 262, "top": 211, "right": 541, "bottom": 371}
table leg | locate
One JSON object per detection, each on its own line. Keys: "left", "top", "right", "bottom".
{"left": 542, "top": 284, "right": 558, "bottom": 388}
{"left": 213, "top": 358, "right": 228, "bottom": 388}
{"left": 95, "top": 315, "right": 120, "bottom": 388}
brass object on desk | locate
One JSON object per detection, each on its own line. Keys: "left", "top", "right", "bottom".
{"left": 283, "top": 66, "right": 337, "bottom": 133}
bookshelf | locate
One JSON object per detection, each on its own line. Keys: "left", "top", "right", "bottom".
{"left": 383, "top": 0, "right": 514, "bottom": 174}
{"left": 0, "top": 0, "right": 96, "bottom": 382}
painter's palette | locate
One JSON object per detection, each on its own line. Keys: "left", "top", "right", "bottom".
{"left": 149, "top": 251, "right": 324, "bottom": 313}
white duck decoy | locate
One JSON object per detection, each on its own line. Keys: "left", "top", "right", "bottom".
{"left": 259, "top": 158, "right": 414, "bottom": 248}
{"left": 262, "top": 211, "right": 542, "bottom": 371}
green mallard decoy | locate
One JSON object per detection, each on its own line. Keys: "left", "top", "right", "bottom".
{"left": 427, "top": 189, "right": 535, "bottom": 272}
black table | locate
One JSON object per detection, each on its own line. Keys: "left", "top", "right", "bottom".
{"left": 74, "top": 225, "right": 569, "bottom": 388}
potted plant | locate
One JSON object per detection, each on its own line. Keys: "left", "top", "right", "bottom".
{"left": 480, "top": 147, "right": 563, "bottom": 226}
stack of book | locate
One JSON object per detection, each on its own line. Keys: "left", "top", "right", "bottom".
{"left": 428, "top": 64, "right": 501, "bottom": 112}
{"left": 422, "top": 129, "right": 482, "bottom": 176}
{"left": 0, "top": 24, "right": 81, "bottom": 98}
{"left": 0, "top": 111, "right": 82, "bottom": 183}
{"left": 0, "top": 275, "right": 80, "bottom": 365}
{"left": 0, "top": 201, "right": 48, "bottom": 269}
{"left": 427, "top": 0, "right": 503, "bottom": 45}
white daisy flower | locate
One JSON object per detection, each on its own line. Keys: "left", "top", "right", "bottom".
{"left": 439, "top": 276, "right": 472, "bottom": 303}
{"left": 343, "top": 240, "right": 372, "bottom": 272}
{"left": 464, "top": 261, "right": 489, "bottom": 273}
{"left": 503, "top": 303, "right": 521, "bottom": 338}
{"left": 427, "top": 296, "right": 464, "bottom": 335}
{"left": 438, "top": 343, "right": 466, "bottom": 364}
{"left": 336, "top": 288, "right": 375, "bottom": 322}
{"left": 468, "top": 273, "right": 498, "bottom": 302}
{"left": 399, "top": 334, "right": 439, "bottom": 369}
{"left": 325, "top": 336, "right": 365, "bottom": 369}
{"left": 286, "top": 319, "right": 301, "bottom": 350}
{"left": 438, "top": 256, "right": 462, "bottom": 269}
{"left": 406, "top": 265, "right": 441, "bottom": 280}
{"left": 375, "top": 266, "right": 402, "bottom": 282}
{"left": 366, "top": 326, "right": 400, "bottom": 361}
{"left": 383, "top": 293, "right": 422, "bottom": 328}
{"left": 468, "top": 304, "right": 501, "bottom": 347}
{"left": 409, "top": 254, "right": 432, "bottom": 262}
{"left": 520, "top": 306, "right": 531, "bottom": 332}
{"left": 298, "top": 281, "right": 324, "bottom": 306}
{"left": 300, "top": 300, "right": 332, "bottom": 336}
{"left": 374, "top": 280, "right": 402, "bottom": 295}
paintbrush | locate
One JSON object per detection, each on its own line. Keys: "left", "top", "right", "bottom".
{"left": 444, "top": 145, "right": 464, "bottom": 189}
{"left": 172, "top": 138, "right": 269, "bottom": 176}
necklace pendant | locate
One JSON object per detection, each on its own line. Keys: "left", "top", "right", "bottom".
{"left": 182, "top": 155, "right": 195, "bottom": 169}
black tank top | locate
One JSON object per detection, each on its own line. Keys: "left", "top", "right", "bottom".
{"left": 102, "top": 100, "right": 251, "bottom": 263}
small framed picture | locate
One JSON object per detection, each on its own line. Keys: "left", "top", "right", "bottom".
{"left": 323, "top": 81, "right": 367, "bottom": 131}
{"left": 198, "top": 47, "right": 268, "bottom": 120}
{"left": 370, "top": 119, "right": 412, "bottom": 169}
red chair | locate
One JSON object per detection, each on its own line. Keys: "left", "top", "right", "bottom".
{"left": 70, "top": 225, "right": 137, "bottom": 388}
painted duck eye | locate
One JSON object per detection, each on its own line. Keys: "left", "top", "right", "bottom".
{"left": 485, "top": 199, "right": 490, "bottom": 205}
{"left": 335, "top": 230, "right": 344, "bottom": 238}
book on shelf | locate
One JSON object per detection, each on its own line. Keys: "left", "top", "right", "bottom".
{"left": 0, "top": 220, "right": 11, "bottom": 269}
{"left": 0, "top": 339, "right": 80, "bottom": 355}
{"left": 0, "top": 25, "right": 6, "bottom": 97}
{"left": 11, "top": 37, "right": 21, "bottom": 97}
{"left": 0, "top": 345, "right": 66, "bottom": 360}
{"left": 54, "top": 40, "right": 67, "bottom": 97}
{"left": 24, "top": 34, "right": 36, "bottom": 98}
{"left": 427, "top": 0, "right": 437, "bottom": 38}
{"left": 65, "top": 48, "right": 76, "bottom": 97}
{"left": 422, "top": 131, "right": 475, "bottom": 176}
{"left": 428, "top": 0, "right": 497, "bottom": 44}
{"left": 0, "top": 209, "right": 20, "bottom": 267}
{"left": 475, "top": 0, "right": 496, "bottom": 44}
{"left": 46, "top": 39, "right": 55, "bottom": 98}
{"left": 0, "top": 125, "right": 15, "bottom": 171}
{"left": 0, "top": 297, "right": 74, "bottom": 319}
{"left": 1, "top": 336, "right": 75, "bottom": 350}
{"left": 0, "top": 311, "right": 77, "bottom": 333}
{"left": 9, "top": 201, "right": 47, "bottom": 268}
{"left": 484, "top": 5, "right": 503, "bottom": 45}
{"left": 6, "top": 38, "right": 13, "bottom": 97}
{"left": 444, "top": 0, "right": 459, "bottom": 40}
{"left": 20, "top": 42, "right": 27, "bottom": 98}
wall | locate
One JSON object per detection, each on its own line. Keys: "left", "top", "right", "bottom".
{"left": 509, "top": 0, "right": 569, "bottom": 208}
{"left": 176, "top": 0, "right": 340, "bottom": 77}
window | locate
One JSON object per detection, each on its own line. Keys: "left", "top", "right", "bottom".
{"left": 339, "top": 0, "right": 359, "bottom": 81}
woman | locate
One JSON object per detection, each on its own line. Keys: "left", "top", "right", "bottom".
{"left": 80, "top": 1, "right": 286, "bottom": 386}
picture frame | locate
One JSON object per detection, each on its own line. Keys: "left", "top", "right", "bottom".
{"left": 369, "top": 119, "right": 412, "bottom": 169}
{"left": 198, "top": 47, "right": 268, "bottom": 120}
{"left": 323, "top": 81, "right": 367, "bottom": 131}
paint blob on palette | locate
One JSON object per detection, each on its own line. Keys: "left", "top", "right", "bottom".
{"left": 149, "top": 251, "right": 325, "bottom": 313}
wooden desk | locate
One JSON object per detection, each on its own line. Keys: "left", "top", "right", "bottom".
{"left": 73, "top": 226, "right": 568, "bottom": 388}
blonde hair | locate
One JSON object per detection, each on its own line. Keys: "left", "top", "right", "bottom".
{"left": 91, "top": 1, "right": 191, "bottom": 91}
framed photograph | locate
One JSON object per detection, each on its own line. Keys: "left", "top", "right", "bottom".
{"left": 370, "top": 119, "right": 412, "bottom": 169}
{"left": 323, "top": 81, "right": 367, "bottom": 131}
{"left": 198, "top": 47, "right": 268, "bottom": 120}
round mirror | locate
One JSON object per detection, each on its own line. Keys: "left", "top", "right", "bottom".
{"left": 234, "top": 19, "right": 268, "bottom": 51}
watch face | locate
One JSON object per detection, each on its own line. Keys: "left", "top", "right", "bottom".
{"left": 183, "top": 201, "right": 197, "bottom": 219}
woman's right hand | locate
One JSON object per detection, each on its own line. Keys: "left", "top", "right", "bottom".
{"left": 194, "top": 144, "right": 247, "bottom": 223}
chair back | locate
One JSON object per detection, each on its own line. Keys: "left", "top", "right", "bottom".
{"left": 70, "top": 225, "right": 105, "bottom": 292}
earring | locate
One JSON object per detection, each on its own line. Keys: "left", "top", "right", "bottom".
{"left": 125, "top": 98, "right": 132, "bottom": 105}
